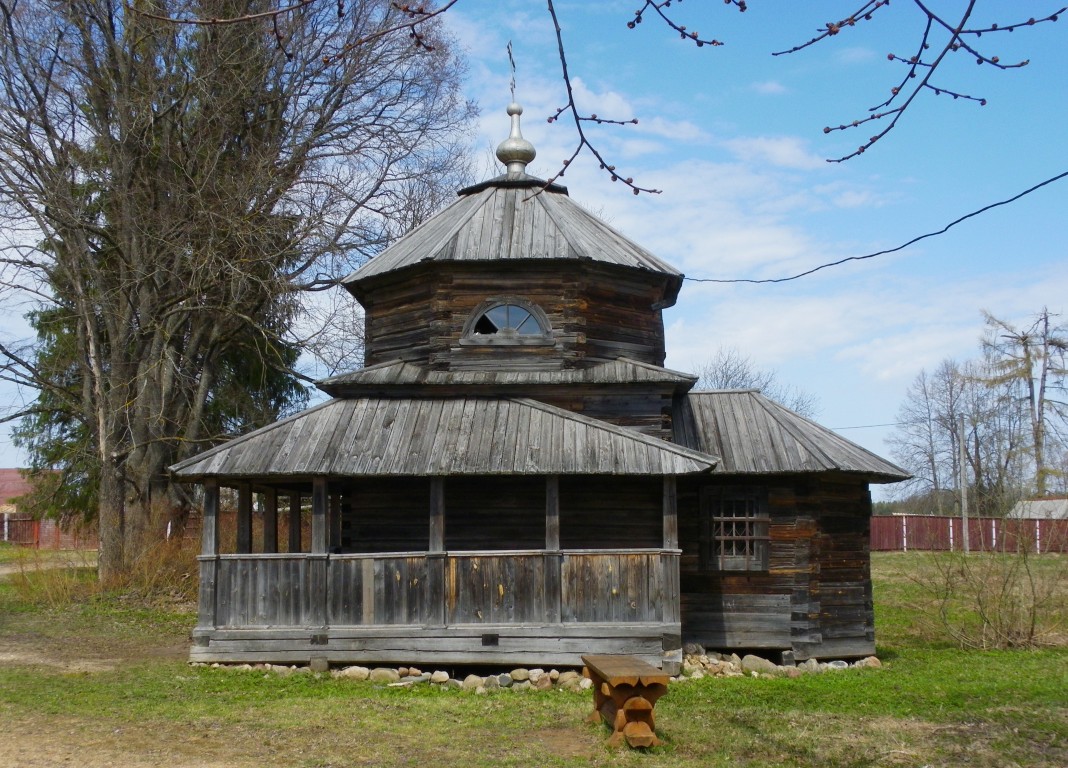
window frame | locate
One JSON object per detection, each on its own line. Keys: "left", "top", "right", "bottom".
{"left": 698, "top": 486, "right": 770, "bottom": 572}
{"left": 459, "top": 297, "right": 554, "bottom": 346}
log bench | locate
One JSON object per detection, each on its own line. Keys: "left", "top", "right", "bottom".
{"left": 581, "top": 654, "right": 670, "bottom": 748}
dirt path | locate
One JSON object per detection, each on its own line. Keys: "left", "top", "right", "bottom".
{"left": 0, "top": 552, "right": 97, "bottom": 578}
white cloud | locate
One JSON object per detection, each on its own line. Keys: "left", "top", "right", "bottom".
{"left": 721, "top": 136, "right": 826, "bottom": 170}
{"left": 752, "top": 80, "right": 788, "bottom": 95}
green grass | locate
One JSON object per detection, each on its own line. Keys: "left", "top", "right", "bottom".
{"left": 0, "top": 552, "right": 1065, "bottom": 767}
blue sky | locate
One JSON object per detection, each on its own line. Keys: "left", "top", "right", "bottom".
{"left": 442, "top": 0, "right": 1068, "bottom": 493}
{"left": 1, "top": 1, "right": 1065, "bottom": 498}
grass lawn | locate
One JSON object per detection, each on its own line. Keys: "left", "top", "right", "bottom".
{"left": 0, "top": 551, "right": 1065, "bottom": 767}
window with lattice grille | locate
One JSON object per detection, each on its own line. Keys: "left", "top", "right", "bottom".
{"left": 699, "top": 487, "right": 769, "bottom": 571}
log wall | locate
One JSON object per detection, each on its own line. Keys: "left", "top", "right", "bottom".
{"left": 677, "top": 474, "right": 875, "bottom": 660}
{"left": 361, "top": 264, "right": 670, "bottom": 371}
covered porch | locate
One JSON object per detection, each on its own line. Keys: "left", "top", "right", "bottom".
{"left": 193, "top": 474, "right": 685, "bottom": 669}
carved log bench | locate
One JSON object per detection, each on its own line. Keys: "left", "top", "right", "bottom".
{"left": 581, "top": 654, "right": 670, "bottom": 748}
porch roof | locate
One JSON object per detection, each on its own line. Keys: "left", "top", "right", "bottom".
{"left": 674, "top": 391, "right": 909, "bottom": 483}
{"left": 170, "top": 395, "right": 718, "bottom": 480}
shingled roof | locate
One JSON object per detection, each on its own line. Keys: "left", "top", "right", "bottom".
{"left": 170, "top": 396, "right": 719, "bottom": 480}
{"left": 341, "top": 172, "right": 683, "bottom": 304}
{"left": 317, "top": 358, "right": 697, "bottom": 397}
{"left": 674, "top": 391, "right": 909, "bottom": 483}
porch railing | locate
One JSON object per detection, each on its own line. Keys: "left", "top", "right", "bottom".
{"left": 201, "top": 548, "right": 677, "bottom": 630}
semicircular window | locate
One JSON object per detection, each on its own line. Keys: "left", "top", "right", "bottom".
{"left": 463, "top": 299, "right": 553, "bottom": 345}
{"left": 474, "top": 303, "right": 543, "bottom": 336}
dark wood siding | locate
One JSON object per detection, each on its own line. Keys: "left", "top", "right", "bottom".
{"left": 343, "top": 479, "right": 430, "bottom": 553}
{"left": 559, "top": 476, "right": 662, "bottom": 549}
{"left": 444, "top": 476, "right": 545, "bottom": 550}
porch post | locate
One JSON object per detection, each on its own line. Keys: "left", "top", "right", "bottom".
{"left": 262, "top": 488, "right": 278, "bottom": 554}
{"left": 426, "top": 478, "right": 446, "bottom": 626}
{"left": 288, "top": 494, "right": 302, "bottom": 553}
{"left": 311, "top": 477, "right": 329, "bottom": 554}
{"left": 201, "top": 480, "right": 220, "bottom": 557}
{"left": 662, "top": 476, "right": 680, "bottom": 623}
{"left": 236, "top": 483, "right": 252, "bottom": 554}
{"left": 329, "top": 493, "right": 342, "bottom": 552}
{"left": 197, "top": 480, "right": 220, "bottom": 631}
{"left": 544, "top": 475, "right": 562, "bottom": 623}
{"left": 309, "top": 477, "right": 329, "bottom": 630}
{"left": 662, "top": 475, "right": 682, "bottom": 673}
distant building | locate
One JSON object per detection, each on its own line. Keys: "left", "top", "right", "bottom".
{"left": 1007, "top": 498, "right": 1068, "bottom": 520}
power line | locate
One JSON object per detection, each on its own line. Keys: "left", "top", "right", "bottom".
{"left": 684, "top": 169, "right": 1068, "bottom": 285}
{"left": 830, "top": 422, "right": 903, "bottom": 431}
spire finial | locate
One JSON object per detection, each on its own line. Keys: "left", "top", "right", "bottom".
{"left": 496, "top": 102, "right": 536, "bottom": 175}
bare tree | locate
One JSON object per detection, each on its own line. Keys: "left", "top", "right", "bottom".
{"left": 982, "top": 308, "right": 1068, "bottom": 496}
{"left": 0, "top": 0, "right": 474, "bottom": 580}
{"left": 694, "top": 347, "right": 820, "bottom": 418}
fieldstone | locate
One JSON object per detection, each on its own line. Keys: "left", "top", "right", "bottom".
{"left": 510, "top": 668, "right": 530, "bottom": 682}
{"left": 560, "top": 675, "right": 584, "bottom": 692}
{"left": 800, "top": 659, "right": 820, "bottom": 672}
{"left": 690, "top": 669, "right": 705, "bottom": 680}
{"left": 337, "top": 666, "right": 370, "bottom": 681}
{"left": 475, "top": 686, "right": 488, "bottom": 695}
{"left": 534, "top": 674, "right": 553, "bottom": 691}
{"left": 783, "top": 667, "right": 803, "bottom": 679}
{"left": 512, "top": 680, "right": 532, "bottom": 692}
{"left": 430, "top": 670, "right": 450, "bottom": 684}
{"left": 496, "top": 673, "right": 513, "bottom": 688}
{"left": 408, "top": 667, "right": 423, "bottom": 677}
{"left": 369, "top": 667, "right": 400, "bottom": 684}
{"left": 272, "top": 666, "right": 295, "bottom": 678}
{"left": 706, "top": 651, "right": 723, "bottom": 662}
{"left": 397, "top": 667, "right": 410, "bottom": 678}
{"left": 741, "top": 654, "right": 779, "bottom": 675}
{"left": 683, "top": 642, "right": 705, "bottom": 656}
{"left": 484, "top": 675, "right": 501, "bottom": 690}
{"left": 401, "top": 673, "right": 431, "bottom": 685}
{"left": 462, "top": 674, "right": 485, "bottom": 691}
{"left": 557, "top": 670, "right": 581, "bottom": 686}
{"left": 549, "top": 669, "right": 560, "bottom": 682}
{"left": 826, "top": 660, "right": 849, "bottom": 671}
{"left": 444, "top": 678, "right": 462, "bottom": 690}
{"left": 528, "top": 668, "right": 545, "bottom": 683}
{"left": 578, "top": 677, "right": 593, "bottom": 690}
{"left": 857, "top": 656, "right": 882, "bottom": 669}
{"left": 682, "top": 660, "right": 701, "bottom": 676}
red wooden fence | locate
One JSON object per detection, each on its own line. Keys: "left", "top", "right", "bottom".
{"left": 871, "top": 515, "right": 1068, "bottom": 553}
{"left": 0, "top": 514, "right": 98, "bottom": 550}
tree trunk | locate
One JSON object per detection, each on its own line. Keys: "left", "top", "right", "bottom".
{"left": 97, "top": 462, "right": 126, "bottom": 583}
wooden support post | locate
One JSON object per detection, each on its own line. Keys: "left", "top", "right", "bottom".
{"left": 309, "top": 477, "right": 329, "bottom": 631}
{"left": 236, "top": 483, "right": 252, "bottom": 554}
{"left": 544, "top": 475, "right": 562, "bottom": 624}
{"left": 197, "top": 481, "right": 220, "bottom": 631}
{"left": 201, "top": 480, "right": 220, "bottom": 557}
{"left": 661, "top": 477, "right": 681, "bottom": 671}
{"left": 329, "top": 492, "right": 342, "bottom": 552}
{"left": 311, "top": 477, "right": 328, "bottom": 555}
{"left": 262, "top": 488, "right": 278, "bottom": 554}
{"left": 426, "top": 478, "right": 446, "bottom": 627}
{"left": 288, "top": 494, "right": 302, "bottom": 553}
